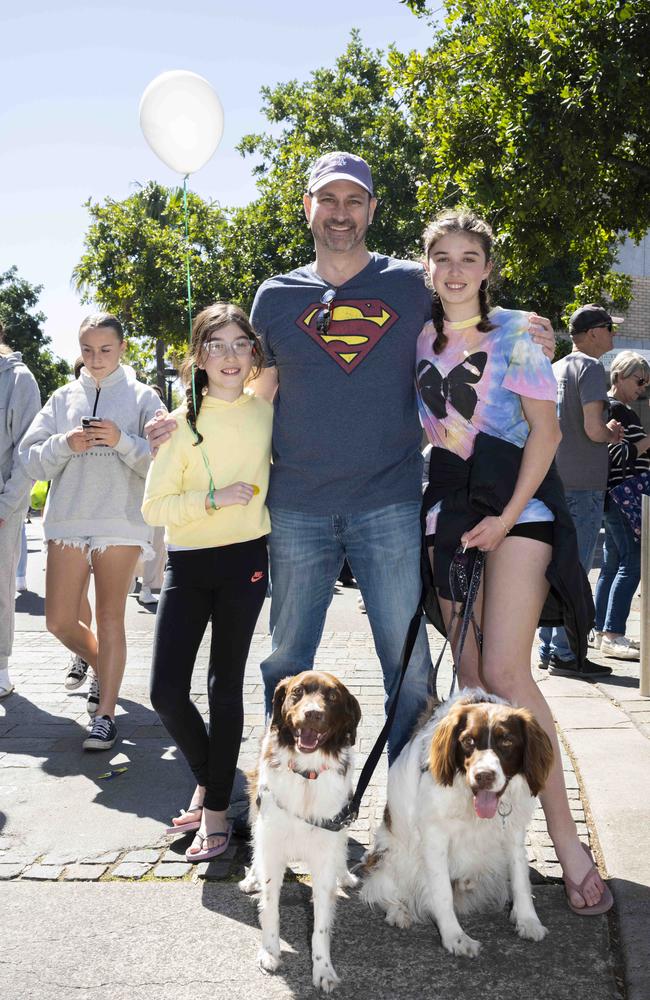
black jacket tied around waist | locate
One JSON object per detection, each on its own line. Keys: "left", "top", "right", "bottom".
{"left": 421, "top": 431, "right": 594, "bottom": 667}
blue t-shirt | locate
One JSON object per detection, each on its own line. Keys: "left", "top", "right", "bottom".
{"left": 250, "top": 254, "right": 432, "bottom": 514}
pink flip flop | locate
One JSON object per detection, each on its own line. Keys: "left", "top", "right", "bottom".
{"left": 165, "top": 806, "right": 203, "bottom": 836}
{"left": 185, "top": 825, "right": 232, "bottom": 863}
{"left": 563, "top": 844, "right": 614, "bottom": 916}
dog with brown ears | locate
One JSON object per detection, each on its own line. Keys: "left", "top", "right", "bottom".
{"left": 361, "top": 690, "right": 554, "bottom": 957}
{"left": 240, "top": 670, "right": 361, "bottom": 993}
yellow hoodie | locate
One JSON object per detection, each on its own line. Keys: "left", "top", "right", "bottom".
{"left": 142, "top": 392, "right": 272, "bottom": 548}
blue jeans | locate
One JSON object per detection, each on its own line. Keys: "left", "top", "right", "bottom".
{"left": 261, "top": 502, "right": 433, "bottom": 762}
{"left": 594, "top": 502, "right": 640, "bottom": 635}
{"left": 539, "top": 489, "right": 605, "bottom": 662}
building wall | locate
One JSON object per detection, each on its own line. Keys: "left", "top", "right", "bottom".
{"left": 616, "top": 275, "right": 650, "bottom": 344}
{"left": 614, "top": 233, "right": 650, "bottom": 346}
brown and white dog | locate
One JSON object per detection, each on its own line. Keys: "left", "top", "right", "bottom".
{"left": 361, "top": 689, "right": 553, "bottom": 957}
{"left": 240, "top": 670, "right": 361, "bottom": 993}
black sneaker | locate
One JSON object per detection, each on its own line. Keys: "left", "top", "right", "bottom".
{"left": 86, "top": 674, "right": 100, "bottom": 716}
{"left": 64, "top": 654, "right": 89, "bottom": 690}
{"left": 537, "top": 655, "right": 550, "bottom": 670}
{"left": 548, "top": 656, "right": 612, "bottom": 679}
{"left": 83, "top": 715, "right": 117, "bottom": 751}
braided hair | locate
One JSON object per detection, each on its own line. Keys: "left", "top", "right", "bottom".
{"left": 179, "top": 302, "right": 264, "bottom": 445}
{"left": 422, "top": 209, "right": 496, "bottom": 355}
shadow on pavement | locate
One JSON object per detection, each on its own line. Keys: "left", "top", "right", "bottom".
{"left": 14, "top": 591, "right": 45, "bottom": 617}
{"left": 198, "top": 880, "right": 618, "bottom": 1000}
{"left": 598, "top": 674, "right": 640, "bottom": 689}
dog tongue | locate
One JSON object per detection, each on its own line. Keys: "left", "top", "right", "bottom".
{"left": 298, "top": 728, "right": 320, "bottom": 752}
{"left": 474, "top": 790, "right": 499, "bottom": 819}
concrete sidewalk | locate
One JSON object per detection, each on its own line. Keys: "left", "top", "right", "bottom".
{"left": 0, "top": 518, "right": 647, "bottom": 999}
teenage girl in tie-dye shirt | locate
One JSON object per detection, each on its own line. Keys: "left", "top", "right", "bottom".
{"left": 415, "top": 208, "right": 612, "bottom": 917}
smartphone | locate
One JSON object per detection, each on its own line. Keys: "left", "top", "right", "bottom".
{"left": 81, "top": 417, "right": 102, "bottom": 429}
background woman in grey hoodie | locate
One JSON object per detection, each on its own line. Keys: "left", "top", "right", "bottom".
{"left": 0, "top": 330, "right": 41, "bottom": 699}
{"left": 19, "top": 314, "right": 161, "bottom": 751}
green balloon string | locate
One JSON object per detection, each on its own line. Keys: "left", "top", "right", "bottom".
{"left": 183, "top": 175, "right": 198, "bottom": 425}
{"left": 183, "top": 173, "right": 216, "bottom": 503}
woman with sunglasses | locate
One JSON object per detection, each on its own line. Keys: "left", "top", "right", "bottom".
{"left": 142, "top": 302, "right": 272, "bottom": 863}
{"left": 593, "top": 351, "right": 650, "bottom": 660}
{"left": 416, "top": 208, "right": 613, "bottom": 916}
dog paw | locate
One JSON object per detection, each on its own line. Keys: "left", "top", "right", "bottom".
{"left": 313, "top": 961, "right": 340, "bottom": 993}
{"left": 258, "top": 948, "right": 281, "bottom": 974}
{"left": 338, "top": 869, "right": 358, "bottom": 889}
{"left": 385, "top": 903, "right": 412, "bottom": 929}
{"left": 514, "top": 916, "right": 548, "bottom": 942}
{"left": 239, "top": 868, "right": 260, "bottom": 894}
{"left": 443, "top": 931, "right": 481, "bottom": 958}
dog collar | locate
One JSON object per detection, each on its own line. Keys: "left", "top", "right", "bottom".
{"left": 288, "top": 760, "right": 328, "bottom": 781}
{"left": 258, "top": 783, "right": 355, "bottom": 831}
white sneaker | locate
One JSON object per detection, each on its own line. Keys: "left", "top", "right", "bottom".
{"left": 139, "top": 586, "right": 159, "bottom": 605}
{"left": 16, "top": 577, "right": 27, "bottom": 592}
{"left": 600, "top": 636, "right": 640, "bottom": 660}
{"left": 0, "top": 681, "right": 15, "bottom": 699}
{"left": 357, "top": 594, "right": 366, "bottom": 614}
{"left": 588, "top": 630, "right": 603, "bottom": 650}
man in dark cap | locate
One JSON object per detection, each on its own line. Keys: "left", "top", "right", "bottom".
{"left": 539, "top": 305, "right": 624, "bottom": 679}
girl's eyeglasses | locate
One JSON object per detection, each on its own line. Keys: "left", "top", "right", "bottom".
{"left": 316, "top": 288, "right": 337, "bottom": 334}
{"left": 203, "top": 338, "right": 254, "bottom": 358}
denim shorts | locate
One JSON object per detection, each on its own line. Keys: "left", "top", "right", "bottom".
{"left": 48, "top": 537, "right": 152, "bottom": 566}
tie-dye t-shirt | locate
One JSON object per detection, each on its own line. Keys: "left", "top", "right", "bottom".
{"left": 416, "top": 307, "right": 558, "bottom": 533}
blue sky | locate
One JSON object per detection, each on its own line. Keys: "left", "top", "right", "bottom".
{"left": 1, "top": 0, "right": 440, "bottom": 363}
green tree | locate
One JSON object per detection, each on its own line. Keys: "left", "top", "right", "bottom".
{"left": 0, "top": 267, "right": 69, "bottom": 399}
{"left": 73, "top": 182, "right": 228, "bottom": 386}
{"left": 396, "top": 0, "right": 649, "bottom": 323}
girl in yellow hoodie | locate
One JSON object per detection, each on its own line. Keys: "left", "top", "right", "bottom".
{"left": 142, "top": 302, "right": 272, "bottom": 863}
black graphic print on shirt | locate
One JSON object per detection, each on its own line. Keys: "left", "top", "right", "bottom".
{"left": 416, "top": 352, "right": 488, "bottom": 421}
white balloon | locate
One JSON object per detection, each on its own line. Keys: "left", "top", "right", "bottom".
{"left": 139, "top": 70, "right": 224, "bottom": 175}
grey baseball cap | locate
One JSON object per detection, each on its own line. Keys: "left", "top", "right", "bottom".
{"left": 307, "top": 152, "right": 374, "bottom": 196}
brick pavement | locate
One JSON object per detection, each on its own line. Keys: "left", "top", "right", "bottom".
{"left": 1, "top": 622, "right": 585, "bottom": 885}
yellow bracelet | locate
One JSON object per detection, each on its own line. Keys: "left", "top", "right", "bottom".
{"left": 497, "top": 515, "right": 510, "bottom": 536}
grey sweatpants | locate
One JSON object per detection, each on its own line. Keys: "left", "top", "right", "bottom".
{"left": 0, "top": 509, "right": 24, "bottom": 669}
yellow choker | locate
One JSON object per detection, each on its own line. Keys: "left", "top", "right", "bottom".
{"left": 446, "top": 314, "right": 482, "bottom": 330}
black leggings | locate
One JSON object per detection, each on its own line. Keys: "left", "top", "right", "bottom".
{"left": 150, "top": 537, "right": 268, "bottom": 811}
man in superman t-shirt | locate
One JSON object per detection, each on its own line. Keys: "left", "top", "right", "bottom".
{"left": 251, "top": 153, "right": 433, "bottom": 760}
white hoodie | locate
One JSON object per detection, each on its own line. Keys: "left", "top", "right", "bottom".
{"left": 19, "top": 364, "right": 161, "bottom": 543}
{"left": 0, "top": 351, "right": 41, "bottom": 521}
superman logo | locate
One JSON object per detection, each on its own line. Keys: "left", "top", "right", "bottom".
{"left": 296, "top": 298, "right": 399, "bottom": 373}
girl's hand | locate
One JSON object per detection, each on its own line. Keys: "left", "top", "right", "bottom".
{"left": 85, "top": 419, "right": 121, "bottom": 448}
{"left": 66, "top": 426, "right": 92, "bottom": 453}
{"left": 205, "top": 482, "right": 257, "bottom": 510}
{"left": 461, "top": 515, "right": 510, "bottom": 553}
{"left": 145, "top": 410, "right": 178, "bottom": 456}
{"left": 528, "top": 313, "right": 555, "bottom": 360}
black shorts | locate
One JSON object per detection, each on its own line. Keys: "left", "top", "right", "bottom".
{"left": 425, "top": 520, "right": 553, "bottom": 548}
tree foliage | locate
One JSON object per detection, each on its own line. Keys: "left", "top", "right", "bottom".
{"left": 73, "top": 182, "right": 228, "bottom": 352}
{"left": 394, "top": 0, "right": 649, "bottom": 322}
{"left": 0, "top": 267, "right": 69, "bottom": 399}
